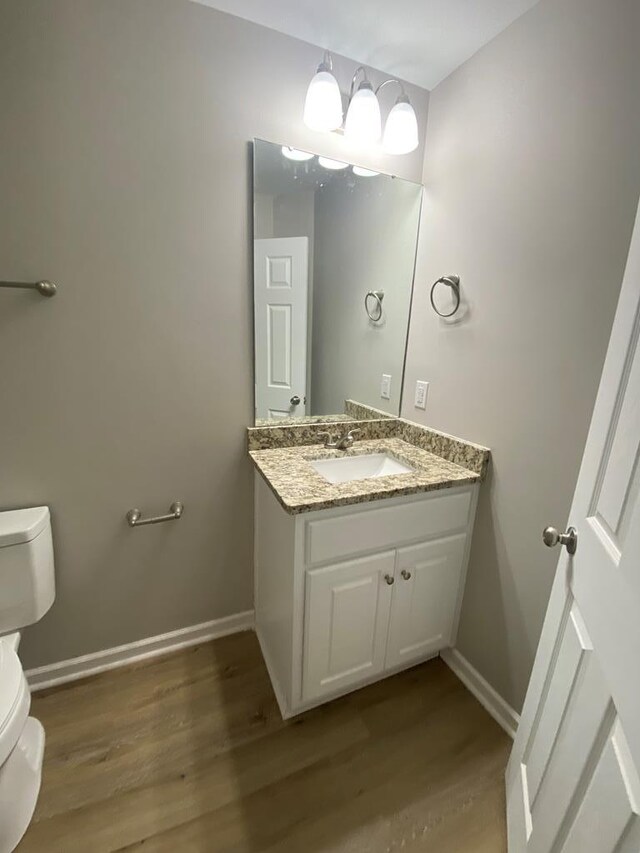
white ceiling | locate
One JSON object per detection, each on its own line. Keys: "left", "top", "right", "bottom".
{"left": 191, "top": 0, "right": 540, "bottom": 90}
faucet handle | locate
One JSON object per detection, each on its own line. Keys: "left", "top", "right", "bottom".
{"left": 318, "top": 431, "right": 337, "bottom": 449}
{"left": 335, "top": 427, "right": 360, "bottom": 450}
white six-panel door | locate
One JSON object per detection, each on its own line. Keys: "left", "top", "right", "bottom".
{"left": 254, "top": 237, "right": 308, "bottom": 420}
{"left": 506, "top": 201, "right": 640, "bottom": 851}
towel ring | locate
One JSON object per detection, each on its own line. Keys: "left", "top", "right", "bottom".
{"left": 430, "top": 275, "right": 460, "bottom": 317}
{"left": 365, "top": 290, "right": 384, "bottom": 321}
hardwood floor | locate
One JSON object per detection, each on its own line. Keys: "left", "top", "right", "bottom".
{"left": 19, "top": 632, "right": 510, "bottom": 852}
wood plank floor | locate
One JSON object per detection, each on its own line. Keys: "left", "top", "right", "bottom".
{"left": 19, "top": 631, "right": 510, "bottom": 852}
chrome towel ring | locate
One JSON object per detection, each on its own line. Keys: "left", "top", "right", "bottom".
{"left": 365, "top": 290, "right": 384, "bottom": 321}
{"left": 430, "top": 275, "right": 460, "bottom": 317}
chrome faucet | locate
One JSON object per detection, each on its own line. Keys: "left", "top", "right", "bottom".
{"left": 319, "top": 428, "right": 360, "bottom": 451}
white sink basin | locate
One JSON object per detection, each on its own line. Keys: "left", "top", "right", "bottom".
{"left": 310, "top": 453, "right": 415, "bottom": 485}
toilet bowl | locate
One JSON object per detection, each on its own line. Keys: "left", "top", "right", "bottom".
{"left": 0, "top": 506, "right": 55, "bottom": 852}
{"left": 0, "top": 640, "right": 45, "bottom": 853}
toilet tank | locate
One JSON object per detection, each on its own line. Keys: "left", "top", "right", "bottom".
{"left": 0, "top": 507, "right": 55, "bottom": 634}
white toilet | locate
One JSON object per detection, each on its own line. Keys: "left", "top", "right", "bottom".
{"left": 0, "top": 507, "right": 55, "bottom": 853}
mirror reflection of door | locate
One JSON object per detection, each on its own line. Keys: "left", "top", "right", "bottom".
{"left": 254, "top": 237, "right": 308, "bottom": 420}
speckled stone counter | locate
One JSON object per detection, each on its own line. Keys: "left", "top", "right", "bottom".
{"left": 250, "top": 437, "right": 485, "bottom": 514}
{"left": 255, "top": 413, "right": 353, "bottom": 427}
{"left": 344, "top": 400, "right": 395, "bottom": 420}
{"left": 248, "top": 418, "right": 397, "bottom": 451}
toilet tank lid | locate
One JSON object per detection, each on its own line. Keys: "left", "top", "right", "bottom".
{"left": 0, "top": 507, "right": 50, "bottom": 548}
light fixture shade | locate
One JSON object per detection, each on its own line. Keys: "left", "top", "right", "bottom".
{"left": 344, "top": 83, "right": 381, "bottom": 144}
{"left": 352, "top": 166, "right": 379, "bottom": 177}
{"left": 281, "top": 146, "right": 314, "bottom": 161}
{"left": 382, "top": 96, "right": 419, "bottom": 154}
{"left": 318, "top": 156, "right": 349, "bottom": 170}
{"left": 303, "top": 67, "right": 343, "bottom": 132}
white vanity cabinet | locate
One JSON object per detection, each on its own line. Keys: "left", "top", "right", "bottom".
{"left": 254, "top": 473, "right": 479, "bottom": 718}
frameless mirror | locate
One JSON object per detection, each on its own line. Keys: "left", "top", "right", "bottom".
{"left": 252, "top": 139, "right": 422, "bottom": 424}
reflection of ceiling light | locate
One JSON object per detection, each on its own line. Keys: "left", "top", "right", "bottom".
{"left": 352, "top": 166, "right": 379, "bottom": 177}
{"left": 303, "top": 53, "right": 343, "bottom": 132}
{"left": 318, "top": 156, "right": 349, "bottom": 170}
{"left": 281, "top": 146, "right": 314, "bottom": 162}
{"left": 382, "top": 95, "right": 419, "bottom": 154}
{"left": 344, "top": 78, "right": 381, "bottom": 144}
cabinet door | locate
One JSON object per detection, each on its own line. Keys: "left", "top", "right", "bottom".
{"left": 386, "top": 534, "right": 467, "bottom": 670}
{"left": 303, "top": 551, "right": 395, "bottom": 703}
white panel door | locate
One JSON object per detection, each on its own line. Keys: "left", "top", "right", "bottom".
{"left": 303, "top": 551, "right": 395, "bottom": 702}
{"left": 506, "top": 201, "right": 640, "bottom": 851}
{"left": 254, "top": 237, "right": 308, "bottom": 420}
{"left": 385, "top": 535, "right": 467, "bottom": 670}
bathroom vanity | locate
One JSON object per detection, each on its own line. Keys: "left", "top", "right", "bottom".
{"left": 249, "top": 140, "right": 489, "bottom": 718}
{"left": 250, "top": 423, "right": 489, "bottom": 718}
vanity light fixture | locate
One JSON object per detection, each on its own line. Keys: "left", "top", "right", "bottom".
{"left": 303, "top": 52, "right": 343, "bottom": 133}
{"left": 318, "top": 156, "right": 349, "bottom": 170}
{"left": 281, "top": 146, "right": 314, "bottom": 161}
{"left": 304, "top": 53, "right": 420, "bottom": 155}
{"left": 352, "top": 166, "right": 380, "bottom": 177}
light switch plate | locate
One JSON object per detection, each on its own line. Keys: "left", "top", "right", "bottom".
{"left": 414, "top": 380, "right": 429, "bottom": 410}
{"left": 381, "top": 374, "right": 392, "bottom": 400}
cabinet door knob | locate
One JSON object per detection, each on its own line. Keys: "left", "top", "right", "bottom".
{"left": 401, "top": 569, "right": 412, "bottom": 580}
{"left": 383, "top": 574, "right": 395, "bottom": 585}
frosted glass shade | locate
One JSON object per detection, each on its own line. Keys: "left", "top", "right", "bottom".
{"left": 303, "top": 69, "right": 343, "bottom": 132}
{"left": 383, "top": 97, "right": 419, "bottom": 155}
{"left": 352, "top": 166, "right": 379, "bottom": 177}
{"left": 344, "top": 83, "right": 381, "bottom": 144}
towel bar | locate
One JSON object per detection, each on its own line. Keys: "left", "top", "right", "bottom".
{"left": 0, "top": 280, "right": 57, "bottom": 297}
{"left": 126, "top": 502, "right": 184, "bottom": 527}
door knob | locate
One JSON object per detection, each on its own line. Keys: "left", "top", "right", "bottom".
{"left": 290, "top": 395, "right": 301, "bottom": 406}
{"left": 384, "top": 574, "right": 395, "bottom": 585}
{"left": 401, "top": 570, "right": 412, "bottom": 580}
{"left": 543, "top": 526, "right": 577, "bottom": 555}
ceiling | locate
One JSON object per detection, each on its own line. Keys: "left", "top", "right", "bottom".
{"left": 191, "top": 0, "right": 540, "bottom": 90}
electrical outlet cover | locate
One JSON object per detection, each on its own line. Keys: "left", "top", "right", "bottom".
{"left": 415, "top": 380, "right": 429, "bottom": 409}
{"left": 381, "top": 374, "right": 392, "bottom": 400}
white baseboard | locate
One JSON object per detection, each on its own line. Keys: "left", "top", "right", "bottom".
{"left": 26, "top": 610, "right": 255, "bottom": 692}
{"left": 441, "top": 647, "right": 520, "bottom": 739}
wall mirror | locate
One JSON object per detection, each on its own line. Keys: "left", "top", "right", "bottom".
{"left": 252, "top": 139, "right": 422, "bottom": 424}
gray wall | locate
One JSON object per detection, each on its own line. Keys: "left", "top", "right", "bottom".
{"left": 403, "top": 0, "right": 640, "bottom": 710}
{"left": 0, "top": 0, "right": 428, "bottom": 668}
{"left": 312, "top": 177, "right": 422, "bottom": 414}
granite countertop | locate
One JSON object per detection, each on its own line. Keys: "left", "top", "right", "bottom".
{"left": 250, "top": 437, "right": 481, "bottom": 514}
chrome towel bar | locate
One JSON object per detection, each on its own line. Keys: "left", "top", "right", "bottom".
{"left": 126, "top": 501, "right": 184, "bottom": 527}
{"left": 0, "top": 280, "right": 57, "bottom": 297}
